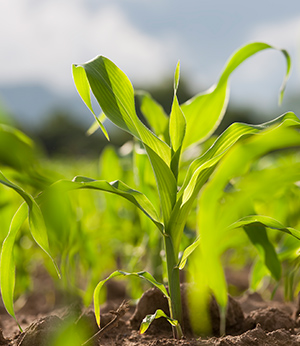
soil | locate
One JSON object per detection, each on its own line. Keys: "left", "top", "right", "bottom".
{"left": 1, "top": 269, "right": 300, "bottom": 346}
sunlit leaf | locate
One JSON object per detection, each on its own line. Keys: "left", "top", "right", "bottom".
{"left": 143, "top": 145, "right": 177, "bottom": 225}
{"left": 140, "top": 309, "right": 179, "bottom": 334}
{"left": 72, "top": 56, "right": 171, "bottom": 164}
{"left": 181, "top": 42, "right": 291, "bottom": 150}
{"left": 73, "top": 56, "right": 177, "bottom": 226}
{"left": 250, "top": 259, "right": 269, "bottom": 291}
{"left": 226, "top": 215, "right": 300, "bottom": 240}
{"left": 179, "top": 214, "right": 300, "bottom": 271}
{"left": 169, "top": 61, "right": 186, "bottom": 179}
{"left": 86, "top": 112, "right": 109, "bottom": 139}
{"left": 170, "top": 112, "right": 300, "bottom": 255}
{"left": 193, "top": 118, "right": 300, "bottom": 312}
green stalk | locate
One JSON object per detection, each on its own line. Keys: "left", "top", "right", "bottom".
{"left": 163, "top": 233, "right": 183, "bottom": 339}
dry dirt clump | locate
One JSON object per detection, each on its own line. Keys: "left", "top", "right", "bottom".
{"left": 130, "top": 285, "right": 244, "bottom": 336}
{"left": 0, "top": 283, "right": 300, "bottom": 346}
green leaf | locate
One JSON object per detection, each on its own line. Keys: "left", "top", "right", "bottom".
{"left": 139, "top": 309, "right": 179, "bottom": 334}
{"left": 51, "top": 176, "right": 164, "bottom": 234}
{"left": 178, "top": 235, "right": 200, "bottom": 269}
{"left": 169, "top": 61, "right": 186, "bottom": 179}
{"left": 86, "top": 112, "right": 109, "bottom": 139}
{"left": 169, "top": 112, "right": 300, "bottom": 255}
{"left": 0, "top": 172, "right": 59, "bottom": 266}
{"left": 181, "top": 82, "right": 229, "bottom": 150}
{"left": 174, "top": 60, "right": 180, "bottom": 91}
{"left": 226, "top": 215, "right": 300, "bottom": 240}
{"left": 250, "top": 259, "right": 269, "bottom": 291}
{"left": 93, "top": 270, "right": 169, "bottom": 326}
{"left": 169, "top": 121, "right": 259, "bottom": 254}
{"left": 72, "top": 56, "right": 171, "bottom": 165}
{"left": 218, "top": 43, "right": 291, "bottom": 105}
{"left": 194, "top": 116, "right": 300, "bottom": 310}
{"left": 72, "top": 65, "right": 109, "bottom": 140}
{"left": 0, "top": 173, "right": 61, "bottom": 328}
{"left": 181, "top": 42, "right": 291, "bottom": 150}
{"left": 73, "top": 56, "right": 178, "bottom": 226}
{"left": 179, "top": 213, "right": 298, "bottom": 272}
{"left": 244, "top": 224, "right": 281, "bottom": 281}
{"left": 143, "top": 145, "right": 177, "bottom": 226}
{"left": 0, "top": 204, "right": 27, "bottom": 330}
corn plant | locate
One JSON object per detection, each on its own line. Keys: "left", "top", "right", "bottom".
{"left": 1, "top": 42, "right": 300, "bottom": 338}
{"left": 69, "top": 42, "right": 300, "bottom": 338}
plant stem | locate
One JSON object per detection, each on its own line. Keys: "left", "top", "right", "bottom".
{"left": 164, "top": 234, "right": 183, "bottom": 339}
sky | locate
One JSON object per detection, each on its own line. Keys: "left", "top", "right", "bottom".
{"left": 0, "top": 0, "right": 300, "bottom": 126}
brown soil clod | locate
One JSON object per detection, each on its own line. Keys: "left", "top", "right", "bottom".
{"left": 130, "top": 286, "right": 170, "bottom": 331}
{"left": 0, "top": 329, "right": 8, "bottom": 345}
{"left": 242, "top": 306, "right": 296, "bottom": 332}
{"left": 209, "top": 295, "right": 244, "bottom": 336}
{"left": 16, "top": 315, "right": 62, "bottom": 346}
{"left": 81, "top": 300, "right": 129, "bottom": 346}
{"left": 130, "top": 284, "right": 245, "bottom": 337}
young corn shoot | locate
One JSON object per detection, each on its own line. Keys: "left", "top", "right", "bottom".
{"left": 70, "top": 41, "right": 300, "bottom": 338}
{"left": 1, "top": 42, "right": 299, "bottom": 338}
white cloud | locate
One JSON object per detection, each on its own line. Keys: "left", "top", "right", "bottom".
{"left": 0, "top": 0, "right": 177, "bottom": 92}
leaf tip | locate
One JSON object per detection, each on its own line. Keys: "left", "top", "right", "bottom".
{"left": 174, "top": 60, "right": 180, "bottom": 91}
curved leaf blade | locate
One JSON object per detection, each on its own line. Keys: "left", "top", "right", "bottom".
{"left": 244, "top": 224, "right": 281, "bottom": 281}
{"left": 0, "top": 173, "right": 61, "bottom": 329}
{"left": 183, "top": 214, "right": 285, "bottom": 281}
{"left": 86, "top": 112, "right": 109, "bottom": 139}
{"left": 0, "top": 204, "right": 27, "bottom": 330}
{"left": 181, "top": 82, "right": 229, "bottom": 150}
{"left": 169, "top": 61, "right": 186, "bottom": 179}
{"left": 194, "top": 119, "right": 300, "bottom": 311}
{"left": 93, "top": 270, "right": 169, "bottom": 326}
{"left": 0, "top": 172, "right": 59, "bottom": 274}
{"left": 181, "top": 42, "right": 291, "bottom": 150}
{"left": 73, "top": 56, "right": 178, "bottom": 225}
{"left": 170, "top": 112, "right": 300, "bottom": 254}
{"left": 226, "top": 215, "right": 300, "bottom": 240}
{"left": 140, "top": 309, "right": 179, "bottom": 334}
{"left": 178, "top": 236, "right": 200, "bottom": 269}
{"left": 73, "top": 56, "right": 171, "bottom": 165}
{"left": 219, "top": 43, "right": 291, "bottom": 105}
{"left": 51, "top": 176, "right": 164, "bottom": 234}
{"left": 72, "top": 65, "right": 109, "bottom": 140}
